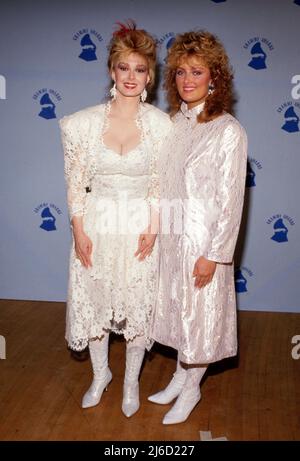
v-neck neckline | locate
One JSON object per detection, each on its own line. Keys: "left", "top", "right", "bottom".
{"left": 101, "top": 101, "right": 144, "bottom": 157}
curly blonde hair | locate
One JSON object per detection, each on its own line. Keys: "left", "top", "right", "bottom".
{"left": 165, "top": 30, "right": 234, "bottom": 122}
{"left": 107, "top": 20, "right": 156, "bottom": 90}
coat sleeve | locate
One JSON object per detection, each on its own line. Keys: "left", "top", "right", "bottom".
{"left": 59, "top": 115, "right": 88, "bottom": 220}
{"left": 203, "top": 122, "right": 247, "bottom": 264}
{"left": 147, "top": 113, "right": 173, "bottom": 211}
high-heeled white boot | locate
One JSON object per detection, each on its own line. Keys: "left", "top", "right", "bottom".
{"left": 82, "top": 334, "right": 112, "bottom": 409}
{"left": 148, "top": 357, "right": 187, "bottom": 404}
{"left": 162, "top": 365, "right": 207, "bottom": 425}
{"left": 122, "top": 345, "right": 145, "bottom": 418}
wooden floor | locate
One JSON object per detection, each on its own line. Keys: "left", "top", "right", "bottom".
{"left": 0, "top": 299, "right": 299, "bottom": 441}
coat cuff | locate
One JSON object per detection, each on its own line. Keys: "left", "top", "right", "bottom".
{"left": 202, "top": 250, "right": 233, "bottom": 264}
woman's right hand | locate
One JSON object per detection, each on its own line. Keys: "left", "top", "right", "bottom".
{"left": 73, "top": 230, "right": 93, "bottom": 268}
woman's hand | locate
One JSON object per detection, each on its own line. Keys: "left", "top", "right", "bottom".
{"left": 192, "top": 256, "right": 216, "bottom": 289}
{"left": 71, "top": 216, "right": 92, "bottom": 268}
{"left": 73, "top": 230, "right": 93, "bottom": 268}
{"left": 135, "top": 227, "right": 157, "bottom": 261}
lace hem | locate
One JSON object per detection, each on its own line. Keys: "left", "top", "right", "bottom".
{"left": 66, "top": 319, "right": 154, "bottom": 352}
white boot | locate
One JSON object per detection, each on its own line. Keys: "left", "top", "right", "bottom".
{"left": 148, "top": 357, "right": 187, "bottom": 404}
{"left": 122, "top": 345, "right": 145, "bottom": 418}
{"left": 162, "top": 365, "right": 207, "bottom": 425}
{"left": 82, "top": 334, "right": 112, "bottom": 409}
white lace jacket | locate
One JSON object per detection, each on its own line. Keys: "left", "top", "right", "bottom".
{"left": 59, "top": 102, "right": 172, "bottom": 220}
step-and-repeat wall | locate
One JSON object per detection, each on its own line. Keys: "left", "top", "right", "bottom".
{"left": 0, "top": 0, "right": 299, "bottom": 311}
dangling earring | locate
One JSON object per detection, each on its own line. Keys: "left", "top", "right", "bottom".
{"left": 110, "top": 82, "right": 117, "bottom": 100}
{"left": 208, "top": 84, "right": 215, "bottom": 96}
{"left": 141, "top": 88, "right": 147, "bottom": 103}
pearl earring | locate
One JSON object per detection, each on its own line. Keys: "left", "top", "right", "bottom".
{"left": 110, "top": 82, "right": 117, "bottom": 100}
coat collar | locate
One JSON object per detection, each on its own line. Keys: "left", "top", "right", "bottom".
{"left": 97, "top": 101, "right": 154, "bottom": 117}
{"left": 180, "top": 101, "right": 205, "bottom": 120}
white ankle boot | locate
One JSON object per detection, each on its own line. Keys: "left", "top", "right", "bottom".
{"left": 122, "top": 346, "right": 145, "bottom": 418}
{"left": 148, "top": 358, "right": 187, "bottom": 405}
{"left": 162, "top": 366, "right": 206, "bottom": 425}
{"left": 82, "top": 335, "right": 112, "bottom": 409}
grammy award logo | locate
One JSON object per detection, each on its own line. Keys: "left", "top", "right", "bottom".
{"left": 243, "top": 37, "right": 274, "bottom": 70}
{"left": 73, "top": 28, "right": 103, "bottom": 62}
{"left": 33, "top": 88, "right": 62, "bottom": 120}
{"left": 34, "top": 203, "right": 62, "bottom": 232}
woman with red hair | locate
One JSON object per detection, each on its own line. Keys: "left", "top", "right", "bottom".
{"left": 59, "top": 21, "right": 171, "bottom": 417}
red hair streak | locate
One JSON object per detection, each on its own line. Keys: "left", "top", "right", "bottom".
{"left": 113, "top": 19, "right": 136, "bottom": 37}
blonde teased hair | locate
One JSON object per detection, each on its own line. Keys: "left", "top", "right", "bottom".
{"left": 165, "top": 30, "right": 234, "bottom": 122}
{"left": 107, "top": 20, "right": 156, "bottom": 90}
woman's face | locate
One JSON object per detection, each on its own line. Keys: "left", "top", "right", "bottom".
{"left": 175, "top": 55, "right": 212, "bottom": 109}
{"left": 111, "top": 52, "right": 150, "bottom": 100}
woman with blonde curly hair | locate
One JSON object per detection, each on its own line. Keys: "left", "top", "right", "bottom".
{"left": 149, "top": 31, "right": 248, "bottom": 424}
{"left": 59, "top": 21, "right": 171, "bottom": 417}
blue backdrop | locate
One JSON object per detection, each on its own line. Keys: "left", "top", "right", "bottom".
{"left": 0, "top": 0, "right": 299, "bottom": 312}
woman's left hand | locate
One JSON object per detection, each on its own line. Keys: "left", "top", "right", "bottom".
{"left": 193, "top": 256, "right": 217, "bottom": 289}
{"left": 135, "top": 228, "right": 157, "bottom": 261}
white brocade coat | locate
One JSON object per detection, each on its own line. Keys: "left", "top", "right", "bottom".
{"left": 151, "top": 103, "right": 248, "bottom": 364}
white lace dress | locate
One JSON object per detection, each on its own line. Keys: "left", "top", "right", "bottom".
{"left": 59, "top": 102, "right": 172, "bottom": 351}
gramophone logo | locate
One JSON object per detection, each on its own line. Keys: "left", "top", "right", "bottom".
{"left": 246, "top": 157, "right": 262, "bottom": 188}
{"left": 34, "top": 203, "right": 62, "bottom": 232}
{"left": 211, "top": 0, "right": 227, "bottom": 2}
{"left": 235, "top": 267, "right": 253, "bottom": 293}
{"left": 243, "top": 37, "right": 274, "bottom": 70}
{"left": 33, "top": 88, "right": 62, "bottom": 120}
{"left": 294, "top": 0, "right": 300, "bottom": 5}
{"left": 277, "top": 101, "right": 300, "bottom": 133}
{"left": 267, "top": 214, "right": 295, "bottom": 243}
{"left": 156, "top": 32, "right": 176, "bottom": 64}
{"left": 0, "top": 74, "right": 6, "bottom": 100}
{"left": 73, "top": 28, "right": 103, "bottom": 62}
